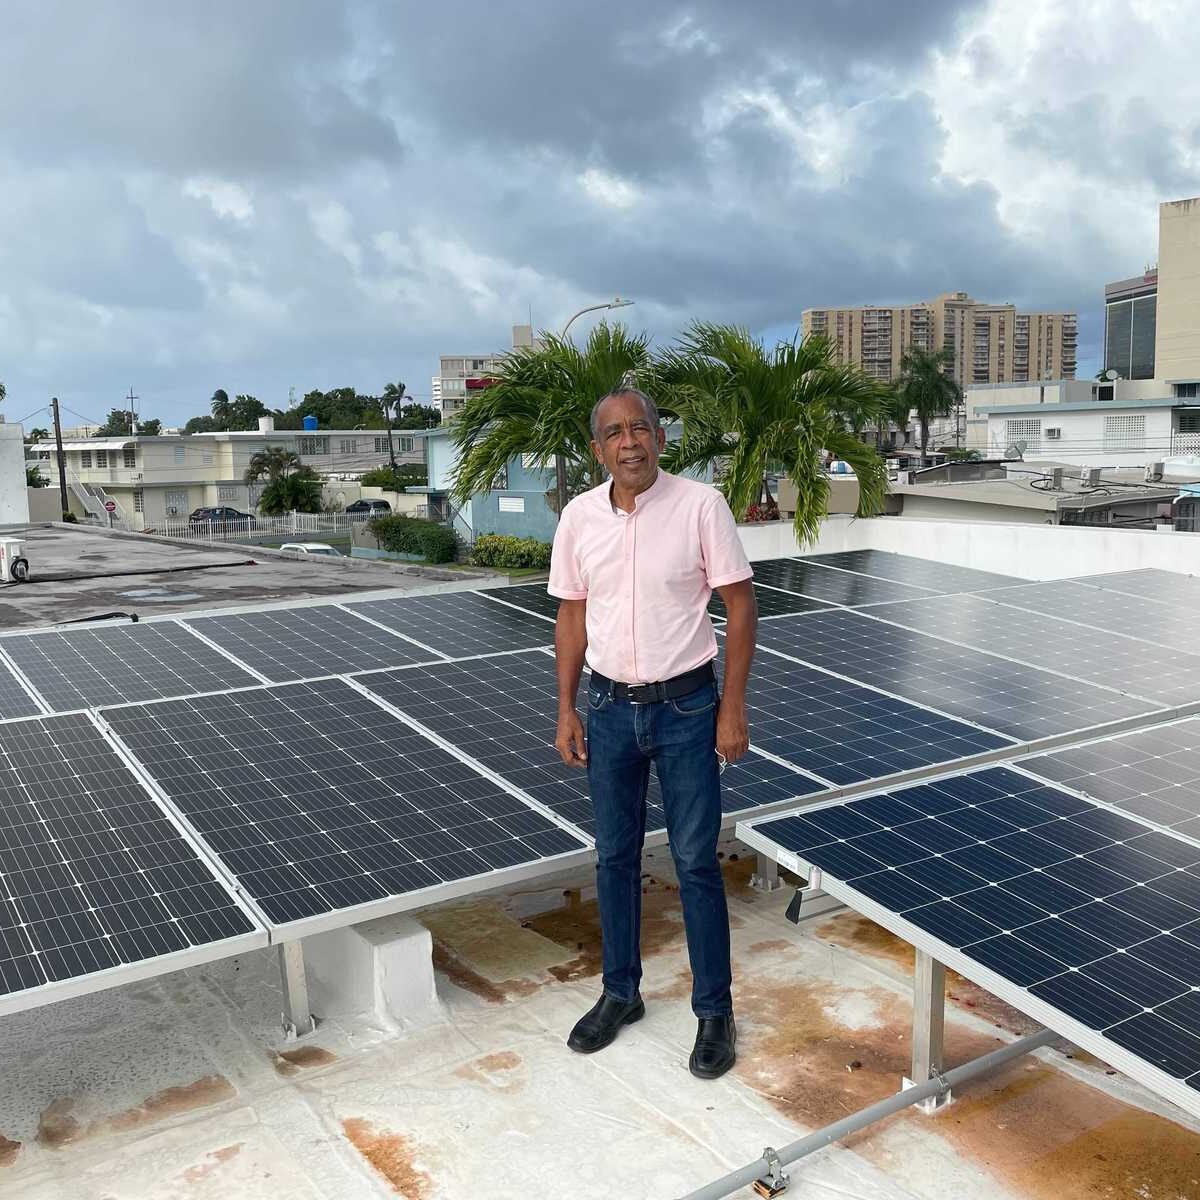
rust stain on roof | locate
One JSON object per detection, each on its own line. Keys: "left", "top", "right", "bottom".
{"left": 180, "top": 1142, "right": 243, "bottom": 1185}
{"left": 273, "top": 1045, "right": 338, "bottom": 1076}
{"left": 817, "top": 912, "right": 1040, "bottom": 1034}
{"left": 0, "top": 1135, "right": 20, "bottom": 1167}
{"left": 343, "top": 1118, "right": 434, "bottom": 1198}
{"left": 36, "top": 1075, "right": 235, "bottom": 1148}
{"left": 453, "top": 1050, "right": 525, "bottom": 1095}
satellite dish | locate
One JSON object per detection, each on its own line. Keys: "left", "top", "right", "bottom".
{"left": 1005, "top": 441, "right": 1026, "bottom": 461}
{"left": 1102, "top": 369, "right": 1120, "bottom": 382}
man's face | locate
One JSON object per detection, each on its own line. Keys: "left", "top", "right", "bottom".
{"left": 590, "top": 392, "right": 666, "bottom": 492}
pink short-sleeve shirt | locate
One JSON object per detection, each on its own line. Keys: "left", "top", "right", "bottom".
{"left": 548, "top": 469, "right": 753, "bottom": 684}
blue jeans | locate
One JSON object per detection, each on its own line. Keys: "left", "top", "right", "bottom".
{"left": 585, "top": 674, "right": 732, "bottom": 1018}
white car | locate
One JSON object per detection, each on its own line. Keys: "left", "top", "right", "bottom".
{"left": 280, "top": 542, "right": 343, "bottom": 557}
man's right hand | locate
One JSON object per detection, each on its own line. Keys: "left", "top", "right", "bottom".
{"left": 555, "top": 709, "right": 588, "bottom": 766}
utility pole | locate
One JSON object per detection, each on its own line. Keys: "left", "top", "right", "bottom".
{"left": 385, "top": 400, "right": 398, "bottom": 471}
{"left": 126, "top": 387, "right": 139, "bottom": 436}
{"left": 51, "top": 397, "right": 69, "bottom": 520}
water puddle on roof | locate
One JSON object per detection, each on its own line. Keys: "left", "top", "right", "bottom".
{"left": 272, "top": 1045, "right": 338, "bottom": 1076}
{"left": 342, "top": 1118, "right": 434, "bottom": 1198}
{"left": 117, "top": 587, "right": 203, "bottom": 602}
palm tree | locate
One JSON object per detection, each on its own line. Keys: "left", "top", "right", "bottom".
{"left": 657, "top": 323, "right": 889, "bottom": 547}
{"left": 210, "top": 389, "right": 232, "bottom": 429}
{"left": 895, "top": 347, "right": 962, "bottom": 455}
{"left": 382, "top": 381, "right": 406, "bottom": 408}
{"left": 28, "top": 427, "right": 49, "bottom": 443}
{"left": 258, "top": 467, "right": 323, "bottom": 515}
{"left": 244, "top": 446, "right": 301, "bottom": 485}
{"left": 875, "top": 385, "right": 914, "bottom": 451}
{"left": 449, "top": 322, "right": 653, "bottom": 514}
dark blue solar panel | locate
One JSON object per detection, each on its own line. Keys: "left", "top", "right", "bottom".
{"left": 803, "top": 550, "right": 1023, "bottom": 593}
{"left": 754, "top": 610, "right": 1159, "bottom": 741}
{"left": 748, "top": 766, "right": 1200, "bottom": 1102}
{"left": 737, "top": 647, "right": 1010, "bottom": 786}
{"left": 744, "top": 559, "right": 934, "bottom": 606}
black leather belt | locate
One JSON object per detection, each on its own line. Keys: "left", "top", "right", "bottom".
{"left": 590, "top": 661, "right": 716, "bottom": 705}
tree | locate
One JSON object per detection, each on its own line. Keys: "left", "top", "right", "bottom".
{"left": 28, "top": 427, "right": 49, "bottom": 442}
{"left": 94, "top": 408, "right": 162, "bottom": 437}
{"left": 184, "top": 415, "right": 220, "bottom": 434}
{"left": 258, "top": 466, "right": 324, "bottom": 515}
{"left": 26, "top": 466, "right": 48, "bottom": 487}
{"left": 449, "top": 322, "right": 653, "bottom": 511}
{"left": 875, "top": 385, "right": 913, "bottom": 451}
{"left": 895, "top": 347, "right": 962, "bottom": 455}
{"left": 657, "top": 323, "right": 889, "bottom": 547}
{"left": 210, "top": 389, "right": 232, "bottom": 427}
{"left": 244, "top": 446, "right": 301, "bottom": 485}
{"left": 361, "top": 464, "right": 427, "bottom": 489}
{"left": 0, "top": 380, "right": 5, "bottom": 405}
{"left": 394, "top": 403, "right": 440, "bottom": 430}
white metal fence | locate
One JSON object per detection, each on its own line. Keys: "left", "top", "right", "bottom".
{"left": 153, "top": 511, "right": 381, "bottom": 543}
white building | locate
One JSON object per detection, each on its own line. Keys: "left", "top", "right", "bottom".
{"left": 28, "top": 419, "right": 424, "bottom": 531}
{"left": 434, "top": 324, "right": 538, "bottom": 418}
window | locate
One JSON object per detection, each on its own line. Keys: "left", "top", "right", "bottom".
{"left": 1175, "top": 383, "right": 1199, "bottom": 399}
{"left": 470, "top": 358, "right": 488, "bottom": 370}
{"left": 218, "top": 485, "right": 239, "bottom": 500}
{"left": 493, "top": 466, "right": 509, "bottom": 490}
{"left": 1004, "top": 419, "right": 1042, "bottom": 454}
{"left": 174, "top": 445, "right": 186, "bottom": 464}
{"left": 399, "top": 436, "right": 414, "bottom": 453}
{"left": 1104, "top": 415, "right": 1146, "bottom": 449}
{"left": 374, "top": 437, "right": 389, "bottom": 454}
{"left": 339, "top": 439, "right": 357, "bottom": 454}
{"left": 296, "top": 436, "right": 329, "bottom": 455}
{"left": 80, "top": 450, "right": 93, "bottom": 468}
{"left": 123, "top": 447, "right": 136, "bottom": 468}
{"left": 1178, "top": 412, "right": 1200, "bottom": 433}
{"left": 133, "top": 489, "right": 144, "bottom": 513}
{"left": 521, "top": 452, "right": 544, "bottom": 470}
{"left": 95, "top": 450, "right": 108, "bottom": 468}
{"left": 202, "top": 450, "right": 214, "bottom": 465}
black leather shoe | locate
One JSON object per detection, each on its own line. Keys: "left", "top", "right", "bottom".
{"left": 567, "top": 993, "right": 645, "bottom": 1054}
{"left": 689, "top": 1015, "right": 737, "bottom": 1079}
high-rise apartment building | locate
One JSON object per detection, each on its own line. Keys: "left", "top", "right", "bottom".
{"left": 434, "top": 325, "right": 538, "bottom": 418}
{"left": 802, "top": 293, "right": 1077, "bottom": 385}
{"left": 1155, "top": 197, "right": 1200, "bottom": 384}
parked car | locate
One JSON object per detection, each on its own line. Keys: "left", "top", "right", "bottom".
{"left": 345, "top": 499, "right": 391, "bottom": 516}
{"left": 279, "top": 542, "right": 343, "bottom": 557}
{"left": 188, "top": 506, "right": 257, "bottom": 530}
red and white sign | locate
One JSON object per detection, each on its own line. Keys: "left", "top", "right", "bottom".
{"left": 104, "top": 500, "right": 117, "bottom": 513}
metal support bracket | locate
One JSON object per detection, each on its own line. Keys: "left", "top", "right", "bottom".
{"left": 783, "top": 868, "right": 844, "bottom": 925}
{"left": 279, "top": 940, "right": 314, "bottom": 1038}
{"left": 751, "top": 1147, "right": 789, "bottom": 1198}
{"left": 903, "top": 949, "right": 951, "bottom": 1113}
{"left": 750, "top": 853, "right": 783, "bottom": 892}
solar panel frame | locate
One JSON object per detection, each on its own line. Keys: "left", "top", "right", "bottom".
{"left": 475, "top": 586, "right": 562, "bottom": 623}
{"left": 0, "top": 644, "right": 46, "bottom": 720}
{"left": 0, "top": 710, "right": 265, "bottom": 1018}
{"left": 1077, "top": 569, "right": 1200, "bottom": 607}
{"left": 0, "top": 620, "right": 264, "bottom": 712}
{"left": 744, "top": 559, "right": 938, "bottom": 606}
{"left": 184, "top": 604, "right": 445, "bottom": 682}
{"left": 802, "top": 549, "right": 1024, "bottom": 593}
{"left": 753, "top": 609, "right": 1162, "bottom": 743}
{"left": 737, "top": 766, "right": 1200, "bottom": 1119}
{"left": 709, "top": 584, "right": 833, "bottom": 622}
{"left": 100, "top": 677, "right": 592, "bottom": 938}
{"left": 860, "top": 593, "right": 1200, "bottom": 706}
{"left": 345, "top": 591, "right": 557, "bottom": 658}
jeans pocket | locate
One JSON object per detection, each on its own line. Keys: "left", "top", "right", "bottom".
{"left": 669, "top": 681, "right": 718, "bottom": 716}
{"left": 587, "top": 686, "right": 610, "bottom": 712}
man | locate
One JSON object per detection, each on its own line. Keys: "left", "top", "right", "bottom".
{"left": 549, "top": 386, "right": 757, "bottom": 1080}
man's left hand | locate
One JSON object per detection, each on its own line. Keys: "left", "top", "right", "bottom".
{"left": 716, "top": 698, "right": 750, "bottom": 765}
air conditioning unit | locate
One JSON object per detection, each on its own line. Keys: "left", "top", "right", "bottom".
{"left": 0, "top": 538, "right": 30, "bottom": 583}
{"left": 1146, "top": 461, "right": 1165, "bottom": 482}
{"left": 1081, "top": 467, "right": 1102, "bottom": 487}
{"left": 1045, "top": 428, "right": 1063, "bottom": 440}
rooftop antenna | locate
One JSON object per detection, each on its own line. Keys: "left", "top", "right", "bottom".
{"left": 288, "top": 386, "right": 296, "bottom": 408}
{"left": 126, "top": 386, "right": 139, "bottom": 435}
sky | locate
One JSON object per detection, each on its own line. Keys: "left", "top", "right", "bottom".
{"left": 1, "top": 0, "right": 1196, "bottom": 432}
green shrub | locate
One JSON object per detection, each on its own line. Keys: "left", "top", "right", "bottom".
{"left": 361, "top": 464, "right": 427, "bottom": 490}
{"left": 470, "top": 533, "right": 552, "bottom": 569}
{"left": 368, "top": 514, "right": 458, "bottom": 563}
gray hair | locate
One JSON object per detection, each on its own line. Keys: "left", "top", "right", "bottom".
{"left": 589, "top": 386, "right": 660, "bottom": 440}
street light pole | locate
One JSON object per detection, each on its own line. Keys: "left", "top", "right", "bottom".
{"left": 555, "top": 297, "right": 635, "bottom": 517}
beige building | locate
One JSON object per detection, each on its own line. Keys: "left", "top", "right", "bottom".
{"left": 28, "top": 420, "right": 424, "bottom": 531}
{"left": 802, "top": 293, "right": 1077, "bottom": 385}
{"left": 1155, "top": 197, "right": 1200, "bottom": 385}
{"left": 435, "top": 324, "right": 537, "bottom": 418}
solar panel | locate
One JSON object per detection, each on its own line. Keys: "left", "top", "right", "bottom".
{"left": 709, "top": 584, "right": 831, "bottom": 621}
{"left": 741, "top": 766, "right": 1200, "bottom": 1116}
{"left": 804, "top": 549, "right": 1023, "bottom": 593}
{"left": 346, "top": 592, "right": 556, "bottom": 658}
{"left": 0, "top": 652, "right": 42, "bottom": 720}
{"left": 479, "top": 585, "right": 561, "bottom": 622}
{"left": 748, "top": 558, "right": 935, "bottom": 606}
{"left": 742, "top": 648, "right": 1011, "bottom": 786}
{"left": 1021, "top": 717, "right": 1200, "bottom": 839}
{"left": 102, "top": 679, "right": 588, "bottom": 929}
{"left": 185, "top": 605, "right": 440, "bottom": 682}
{"left": 864, "top": 594, "right": 1200, "bottom": 706}
{"left": 1079, "top": 569, "right": 1200, "bottom": 607}
{"left": 358, "top": 650, "right": 819, "bottom": 838}
{"left": 754, "top": 610, "right": 1159, "bottom": 741}
{"left": 979, "top": 580, "right": 1196, "bottom": 651}
{"left": 0, "top": 713, "right": 260, "bottom": 1008}
{"left": 0, "top": 622, "right": 260, "bottom": 712}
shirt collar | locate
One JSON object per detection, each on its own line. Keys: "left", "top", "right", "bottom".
{"left": 608, "top": 467, "right": 668, "bottom": 516}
